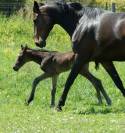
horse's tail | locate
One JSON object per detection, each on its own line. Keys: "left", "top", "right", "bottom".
{"left": 95, "top": 61, "right": 99, "bottom": 70}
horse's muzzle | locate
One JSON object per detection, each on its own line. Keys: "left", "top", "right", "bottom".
{"left": 35, "top": 40, "right": 46, "bottom": 48}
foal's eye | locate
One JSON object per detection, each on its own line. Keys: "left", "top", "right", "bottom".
{"left": 33, "top": 19, "right": 37, "bottom": 24}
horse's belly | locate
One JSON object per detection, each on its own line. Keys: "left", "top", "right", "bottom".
{"left": 95, "top": 42, "right": 125, "bottom": 61}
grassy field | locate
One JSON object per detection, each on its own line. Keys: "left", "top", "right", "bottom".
{"left": 0, "top": 14, "right": 125, "bottom": 133}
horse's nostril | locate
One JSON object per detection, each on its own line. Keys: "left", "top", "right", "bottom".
{"left": 13, "top": 66, "right": 18, "bottom": 71}
{"left": 35, "top": 42, "right": 41, "bottom": 48}
{"left": 35, "top": 41, "right": 46, "bottom": 48}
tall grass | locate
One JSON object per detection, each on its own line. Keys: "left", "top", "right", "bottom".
{"left": 0, "top": 14, "right": 125, "bottom": 132}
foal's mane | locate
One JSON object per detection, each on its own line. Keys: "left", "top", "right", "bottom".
{"left": 27, "top": 47, "right": 57, "bottom": 53}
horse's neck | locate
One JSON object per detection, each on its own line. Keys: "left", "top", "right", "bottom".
{"left": 26, "top": 50, "right": 43, "bottom": 65}
{"left": 53, "top": 5, "right": 105, "bottom": 37}
{"left": 55, "top": 10, "right": 80, "bottom": 37}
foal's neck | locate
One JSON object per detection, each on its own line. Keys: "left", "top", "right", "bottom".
{"left": 26, "top": 50, "right": 44, "bottom": 65}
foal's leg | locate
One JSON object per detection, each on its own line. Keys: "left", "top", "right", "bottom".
{"left": 57, "top": 54, "right": 85, "bottom": 111}
{"left": 101, "top": 62, "right": 125, "bottom": 96}
{"left": 50, "top": 75, "right": 58, "bottom": 108}
{"left": 80, "top": 66, "right": 111, "bottom": 105}
{"left": 25, "top": 73, "right": 51, "bottom": 105}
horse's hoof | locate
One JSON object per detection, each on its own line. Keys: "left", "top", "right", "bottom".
{"left": 98, "top": 101, "right": 103, "bottom": 105}
{"left": 121, "top": 89, "right": 125, "bottom": 97}
{"left": 24, "top": 99, "right": 30, "bottom": 106}
{"left": 50, "top": 104, "right": 55, "bottom": 108}
{"left": 123, "top": 93, "right": 125, "bottom": 97}
{"left": 107, "top": 100, "right": 112, "bottom": 106}
{"left": 56, "top": 106, "right": 62, "bottom": 112}
{"left": 24, "top": 102, "right": 29, "bottom": 106}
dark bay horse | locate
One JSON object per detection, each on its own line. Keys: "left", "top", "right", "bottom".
{"left": 13, "top": 45, "right": 111, "bottom": 106}
{"left": 58, "top": 11, "right": 125, "bottom": 110}
{"left": 33, "top": 1, "right": 125, "bottom": 110}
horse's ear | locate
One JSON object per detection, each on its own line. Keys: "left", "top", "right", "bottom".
{"left": 33, "top": 1, "right": 40, "bottom": 13}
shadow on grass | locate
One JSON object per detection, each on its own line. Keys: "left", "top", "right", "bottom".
{"left": 71, "top": 105, "right": 125, "bottom": 115}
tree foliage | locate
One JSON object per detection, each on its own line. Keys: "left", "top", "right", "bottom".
{"left": 0, "top": 0, "right": 25, "bottom": 3}
{"left": 96, "top": 0, "right": 125, "bottom": 11}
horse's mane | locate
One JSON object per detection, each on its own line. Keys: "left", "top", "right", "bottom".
{"left": 78, "top": 6, "right": 105, "bottom": 17}
{"left": 68, "top": 2, "right": 83, "bottom": 11}
{"left": 39, "top": 2, "right": 104, "bottom": 22}
{"left": 72, "top": 7, "right": 109, "bottom": 43}
{"left": 53, "top": 2, "right": 105, "bottom": 16}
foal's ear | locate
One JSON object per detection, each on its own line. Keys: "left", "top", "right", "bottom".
{"left": 21, "top": 45, "right": 24, "bottom": 50}
{"left": 21, "top": 45, "right": 27, "bottom": 51}
{"left": 24, "top": 45, "right": 28, "bottom": 50}
{"left": 33, "top": 1, "right": 40, "bottom": 13}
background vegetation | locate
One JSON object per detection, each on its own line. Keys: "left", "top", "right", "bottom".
{"left": 1, "top": 0, "right": 125, "bottom": 16}
{"left": 0, "top": 9, "right": 125, "bottom": 132}
{"left": 0, "top": 0, "right": 125, "bottom": 132}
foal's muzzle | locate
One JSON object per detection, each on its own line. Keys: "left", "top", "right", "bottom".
{"left": 13, "top": 65, "right": 19, "bottom": 71}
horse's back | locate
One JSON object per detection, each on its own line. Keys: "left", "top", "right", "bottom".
{"left": 96, "top": 12, "right": 125, "bottom": 44}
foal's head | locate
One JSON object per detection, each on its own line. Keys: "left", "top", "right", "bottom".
{"left": 33, "top": 1, "right": 55, "bottom": 48}
{"left": 13, "top": 45, "right": 29, "bottom": 71}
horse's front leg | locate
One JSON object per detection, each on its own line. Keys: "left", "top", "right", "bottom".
{"left": 57, "top": 54, "right": 87, "bottom": 111}
{"left": 101, "top": 62, "right": 125, "bottom": 96}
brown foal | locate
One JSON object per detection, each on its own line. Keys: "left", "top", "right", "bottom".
{"left": 13, "top": 45, "right": 111, "bottom": 107}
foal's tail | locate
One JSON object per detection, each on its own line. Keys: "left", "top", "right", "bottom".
{"left": 95, "top": 62, "right": 100, "bottom": 70}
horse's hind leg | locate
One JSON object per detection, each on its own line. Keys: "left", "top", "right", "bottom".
{"left": 101, "top": 62, "right": 125, "bottom": 96}
{"left": 25, "top": 73, "right": 51, "bottom": 105}
{"left": 80, "top": 66, "right": 111, "bottom": 105}
{"left": 50, "top": 75, "right": 58, "bottom": 108}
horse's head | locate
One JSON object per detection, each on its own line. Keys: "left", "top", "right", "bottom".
{"left": 33, "top": 1, "right": 55, "bottom": 48}
{"left": 13, "top": 45, "right": 28, "bottom": 71}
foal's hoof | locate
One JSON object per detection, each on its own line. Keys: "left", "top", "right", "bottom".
{"left": 123, "top": 92, "right": 125, "bottom": 97}
{"left": 56, "top": 106, "right": 62, "bottom": 112}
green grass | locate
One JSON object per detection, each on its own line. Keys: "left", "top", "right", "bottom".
{"left": 0, "top": 14, "right": 125, "bottom": 133}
